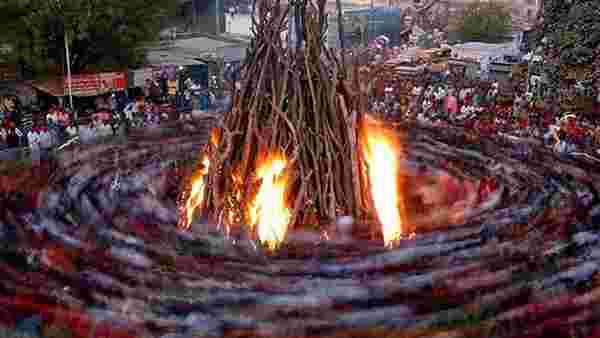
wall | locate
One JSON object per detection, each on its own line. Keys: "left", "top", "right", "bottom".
{"left": 176, "top": 0, "right": 225, "bottom": 34}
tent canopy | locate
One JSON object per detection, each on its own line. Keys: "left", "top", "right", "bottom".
{"left": 146, "top": 50, "right": 207, "bottom": 66}
{"left": 29, "top": 78, "right": 65, "bottom": 97}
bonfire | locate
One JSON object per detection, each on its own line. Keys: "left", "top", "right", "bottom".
{"left": 179, "top": 0, "right": 409, "bottom": 249}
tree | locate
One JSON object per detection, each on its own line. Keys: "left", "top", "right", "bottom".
{"left": 536, "top": 0, "right": 600, "bottom": 112}
{"left": 541, "top": 0, "right": 600, "bottom": 65}
{"left": 0, "top": 0, "right": 176, "bottom": 75}
{"left": 451, "top": 0, "right": 512, "bottom": 43}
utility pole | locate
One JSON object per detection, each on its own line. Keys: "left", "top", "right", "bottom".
{"left": 289, "top": 1, "right": 297, "bottom": 50}
{"left": 370, "top": 0, "right": 374, "bottom": 44}
{"left": 335, "top": 0, "right": 345, "bottom": 75}
{"left": 216, "top": 0, "right": 223, "bottom": 34}
{"left": 57, "top": 0, "right": 75, "bottom": 124}
{"left": 251, "top": 0, "right": 258, "bottom": 34}
{"left": 336, "top": 0, "right": 344, "bottom": 50}
{"left": 64, "top": 33, "right": 74, "bottom": 116}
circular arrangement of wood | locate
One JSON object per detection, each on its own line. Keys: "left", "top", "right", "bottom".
{"left": 2, "top": 118, "right": 600, "bottom": 338}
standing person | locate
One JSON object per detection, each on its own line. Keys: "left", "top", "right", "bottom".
{"left": 408, "top": 86, "right": 422, "bottom": 118}
{"left": 554, "top": 129, "right": 574, "bottom": 156}
{"left": 144, "top": 79, "right": 152, "bottom": 99}
{"left": 473, "top": 86, "right": 485, "bottom": 107}
{"left": 4, "top": 121, "right": 19, "bottom": 148}
{"left": 153, "top": 80, "right": 164, "bottom": 103}
{"left": 94, "top": 95, "right": 105, "bottom": 112}
{"left": 513, "top": 90, "right": 525, "bottom": 122}
{"left": 542, "top": 109, "right": 554, "bottom": 129}
{"left": 487, "top": 82, "right": 499, "bottom": 108}
{"left": 444, "top": 88, "right": 458, "bottom": 118}
{"left": 110, "top": 91, "right": 118, "bottom": 113}
{"left": 124, "top": 100, "right": 137, "bottom": 121}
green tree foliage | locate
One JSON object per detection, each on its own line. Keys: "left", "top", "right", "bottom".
{"left": 541, "top": 0, "right": 600, "bottom": 65}
{"left": 537, "top": 0, "right": 600, "bottom": 109}
{"left": 451, "top": 0, "right": 512, "bottom": 43}
{"left": 0, "top": 0, "right": 176, "bottom": 75}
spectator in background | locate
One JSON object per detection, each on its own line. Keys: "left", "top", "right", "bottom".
{"left": 3, "top": 120, "right": 19, "bottom": 148}
{"left": 144, "top": 79, "right": 152, "bottom": 98}
{"left": 444, "top": 88, "right": 458, "bottom": 117}
{"left": 593, "top": 124, "right": 600, "bottom": 146}
{"left": 110, "top": 91, "right": 118, "bottom": 113}
{"left": 554, "top": 129, "right": 576, "bottom": 156}
{"left": 94, "top": 96, "right": 109, "bottom": 111}
{"left": 477, "top": 176, "right": 497, "bottom": 204}
{"left": 151, "top": 81, "right": 162, "bottom": 102}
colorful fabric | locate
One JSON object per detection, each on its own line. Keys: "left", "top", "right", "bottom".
{"left": 444, "top": 96, "right": 458, "bottom": 114}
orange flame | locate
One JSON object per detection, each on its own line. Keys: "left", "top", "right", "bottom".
{"left": 249, "top": 154, "right": 291, "bottom": 250}
{"left": 361, "top": 117, "right": 405, "bottom": 246}
{"left": 179, "top": 155, "right": 210, "bottom": 230}
{"left": 210, "top": 128, "right": 220, "bottom": 147}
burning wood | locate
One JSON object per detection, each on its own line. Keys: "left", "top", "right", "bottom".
{"left": 175, "top": 0, "right": 424, "bottom": 251}
{"left": 179, "top": 155, "right": 209, "bottom": 230}
{"left": 178, "top": 0, "right": 379, "bottom": 247}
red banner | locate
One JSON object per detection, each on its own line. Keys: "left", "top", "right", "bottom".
{"left": 66, "top": 74, "right": 100, "bottom": 96}
{"left": 99, "top": 72, "right": 127, "bottom": 92}
{"left": 64, "top": 72, "right": 127, "bottom": 96}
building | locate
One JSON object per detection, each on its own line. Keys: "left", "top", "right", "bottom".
{"left": 340, "top": 7, "right": 403, "bottom": 47}
{"left": 173, "top": 0, "right": 226, "bottom": 35}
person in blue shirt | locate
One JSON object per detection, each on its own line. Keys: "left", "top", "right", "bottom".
{"left": 200, "top": 93, "right": 210, "bottom": 111}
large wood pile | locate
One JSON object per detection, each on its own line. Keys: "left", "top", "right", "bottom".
{"left": 198, "top": 0, "right": 371, "bottom": 227}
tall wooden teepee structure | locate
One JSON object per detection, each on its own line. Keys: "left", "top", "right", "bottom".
{"left": 195, "top": 0, "right": 375, "bottom": 228}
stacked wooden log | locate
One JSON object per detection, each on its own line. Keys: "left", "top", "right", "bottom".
{"left": 197, "top": 0, "right": 371, "bottom": 228}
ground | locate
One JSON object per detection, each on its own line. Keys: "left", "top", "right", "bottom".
{"left": 1, "top": 118, "right": 600, "bottom": 338}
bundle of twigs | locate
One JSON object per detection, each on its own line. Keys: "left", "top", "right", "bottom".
{"left": 198, "top": 0, "right": 370, "bottom": 228}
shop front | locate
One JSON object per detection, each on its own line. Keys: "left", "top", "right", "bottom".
{"left": 29, "top": 72, "right": 128, "bottom": 124}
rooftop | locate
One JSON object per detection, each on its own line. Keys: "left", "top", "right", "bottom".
{"left": 146, "top": 34, "right": 248, "bottom": 65}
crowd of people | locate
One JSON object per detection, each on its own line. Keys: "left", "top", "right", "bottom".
{"left": 371, "top": 81, "right": 600, "bottom": 159}
{"left": 0, "top": 82, "right": 234, "bottom": 153}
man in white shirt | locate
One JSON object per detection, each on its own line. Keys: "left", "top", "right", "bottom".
{"left": 124, "top": 102, "right": 137, "bottom": 121}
